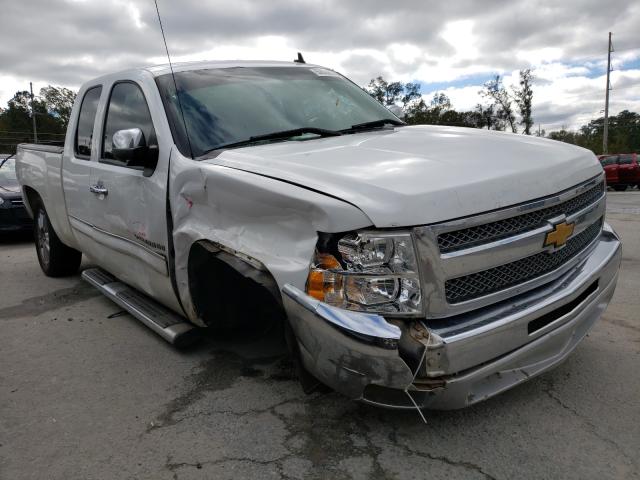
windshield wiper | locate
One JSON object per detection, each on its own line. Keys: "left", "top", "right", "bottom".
{"left": 341, "top": 118, "right": 405, "bottom": 133}
{"left": 249, "top": 127, "right": 342, "bottom": 142}
{"left": 200, "top": 127, "right": 342, "bottom": 157}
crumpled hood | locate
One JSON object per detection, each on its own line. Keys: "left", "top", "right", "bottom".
{"left": 207, "top": 125, "right": 603, "bottom": 227}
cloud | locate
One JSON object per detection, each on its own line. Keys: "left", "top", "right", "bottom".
{"left": 0, "top": 0, "right": 638, "bottom": 130}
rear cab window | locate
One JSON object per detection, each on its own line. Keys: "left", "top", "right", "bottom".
{"left": 74, "top": 86, "right": 102, "bottom": 158}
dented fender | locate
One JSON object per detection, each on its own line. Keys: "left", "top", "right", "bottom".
{"left": 168, "top": 151, "right": 373, "bottom": 325}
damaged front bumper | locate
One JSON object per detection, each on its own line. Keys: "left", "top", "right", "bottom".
{"left": 282, "top": 224, "right": 621, "bottom": 410}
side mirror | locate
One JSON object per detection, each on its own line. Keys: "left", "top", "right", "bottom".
{"left": 388, "top": 104, "right": 406, "bottom": 120}
{"left": 112, "top": 128, "right": 158, "bottom": 176}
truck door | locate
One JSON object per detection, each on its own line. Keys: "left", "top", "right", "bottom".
{"left": 63, "top": 85, "right": 102, "bottom": 237}
{"left": 87, "top": 79, "right": 180, "bottom": 312}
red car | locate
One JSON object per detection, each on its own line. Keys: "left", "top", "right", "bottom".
{"left": 599, "top": 153, "right": 640, "bottom": 191}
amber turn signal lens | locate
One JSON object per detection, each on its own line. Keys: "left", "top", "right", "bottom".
{"left": 307, "top": 269, "right": 325, "bottom": 300}
{"left": 306, "top": 254, "right": 343, "bottom": 301}
{"left": 316, "top": 253, "right": 341, "bottom": 269}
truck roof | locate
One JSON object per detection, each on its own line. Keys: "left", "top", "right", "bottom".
{"left": 89, "top": 60, "right": 321, "bottom": 84}
{"left": 146, "top": 60, "right": 318, "bottom": 76}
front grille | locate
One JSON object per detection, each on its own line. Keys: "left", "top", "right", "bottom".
{"left": 445, "top": 220, "right": 602, "bottom": 304}
{"left": 438, "top": 181, "right": 605, "bottom": 253}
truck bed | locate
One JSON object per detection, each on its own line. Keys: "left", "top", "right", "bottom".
{"left": 16, "top": 142, "right": 73, "bottom": 247}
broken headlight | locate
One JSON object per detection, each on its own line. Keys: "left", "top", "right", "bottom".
{"left": 306, "top": 232, "right": 423, "bottom": 316}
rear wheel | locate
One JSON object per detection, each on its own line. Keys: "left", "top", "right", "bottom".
{"left": 613, "top": 185, "right": 627, "bottom": 191}
{"left": 34, "top": 204, "right": 82, "bottom": 277}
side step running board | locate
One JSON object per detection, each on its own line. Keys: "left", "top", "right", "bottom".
{"left": 82, "top": 268, "right": 198, "bottom": 347}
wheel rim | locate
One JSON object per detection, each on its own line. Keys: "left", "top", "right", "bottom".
{"left": 37, "top": 210, "right": 50, "bottom": 266}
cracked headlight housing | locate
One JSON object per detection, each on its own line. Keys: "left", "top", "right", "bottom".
{"left": 306, "top": 231, "right": 423, "bottom": 316}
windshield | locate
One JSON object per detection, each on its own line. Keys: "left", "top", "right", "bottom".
{"left": 0, "top": 158, "right": 17, "bottom": 182}
{"left": 156, "top": 66, "right": 399, "bottom": 158}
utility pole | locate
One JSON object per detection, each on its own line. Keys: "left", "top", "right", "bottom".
{"left": 29, "top": 82, "right": 38, "bottom": 144}
{"left": 603, "top": 32, "right": 613, "bottom": 154}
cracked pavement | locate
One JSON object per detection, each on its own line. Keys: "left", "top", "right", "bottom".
{"left": 1, "top": 193, "right": 639, "bottom": 480}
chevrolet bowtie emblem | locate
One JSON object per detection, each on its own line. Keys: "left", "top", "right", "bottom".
{"left": 544, "top": 221, "right": 575, "bottom": 248}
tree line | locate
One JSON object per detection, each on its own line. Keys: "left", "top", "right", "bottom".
{"left": 0, "top": 86, "right": 75, "bottom": 154}
{"left": 365, "top": 70, "right": 535, "bottom": 134}
{"left": 547, "top": 111, "right": 640, "bottom": 154}
{"left": 365, "top": 72, "right": 639, "bottom": 154}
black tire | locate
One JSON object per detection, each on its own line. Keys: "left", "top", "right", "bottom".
{"left": 33, "top": 203, "right": 82, "bottom": 277}
{"left": 613, "top": 185, "right": 627, "bottom": 191}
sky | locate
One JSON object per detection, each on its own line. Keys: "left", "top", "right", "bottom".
{"left": 0, "top": 0, "right": 638, "bottom": 131}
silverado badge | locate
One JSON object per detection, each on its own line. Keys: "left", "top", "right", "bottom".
{"left": 544, "top": 221, "right": 575, "bottom": 248}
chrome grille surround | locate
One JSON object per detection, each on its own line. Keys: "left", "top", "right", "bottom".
{"left": 438, "top": 181, "right": 605, "bottom": 253}
{"left": 413, "top": 173, "right": 606, "bottom": 318}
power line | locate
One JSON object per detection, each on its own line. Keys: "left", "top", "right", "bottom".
{"left": 0, "top": 133, "right": 65, "bottom": 138}
{"left": 0, "top": 141, "right": 62, "bottom": 146}
{"left": 0, "top": 133, "right": 64, "bottom": 137}
{"left": 0, "top": 130, "right": 65, "bottom": 135}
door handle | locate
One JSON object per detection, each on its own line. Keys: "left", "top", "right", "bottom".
{"left": 89, "top": 184, "right": 108, "bottom": 196}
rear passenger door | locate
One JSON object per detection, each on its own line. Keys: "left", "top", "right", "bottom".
{"left": 63, "top": 85, "right": 102, "bottom": 238}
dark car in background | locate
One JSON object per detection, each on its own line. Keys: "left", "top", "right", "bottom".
{"left": 0, "top": 155, "right": 33, "bottom": 233}
{"left": 599, "top": 153, "right": 640, "bottom": 191}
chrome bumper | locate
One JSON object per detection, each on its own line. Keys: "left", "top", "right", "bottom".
{"left": 283, "top": 223, "right": 621, "bottom": 410}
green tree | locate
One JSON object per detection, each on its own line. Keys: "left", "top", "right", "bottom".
{"left": 481, "top": 75, "right": 517, "bottom": 133}
{"left": 40, "top": 86, "right": 76, "bottom": 127}
{"left": 473, "top": 103, "right": 501, "bottom": 130}
{"left": 548, "top": 128, "right": 576, "bottom": 144}
{"left": 514, "top": 69, "right": 534, "bottom": 135}
{"left": 366, "top": 77, "right": 404, "bottom": 106}
{"left": 401, "top": 82, "right": 422, "bottom": 109}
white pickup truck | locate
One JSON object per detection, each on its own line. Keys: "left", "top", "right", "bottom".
{"left": 16, "top": 60, "right": 621, "bottom": 410}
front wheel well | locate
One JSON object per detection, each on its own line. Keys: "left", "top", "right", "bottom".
{"left": 187, "top": 241, "right": 285, "bottom": 331}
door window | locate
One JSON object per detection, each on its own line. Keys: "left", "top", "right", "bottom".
{"left": 618, "top": 154, "right": 633, "bottom": 165}
{"left": 600, "top": 155, "right": 618, "bottom": 166}
{"left": 74, "top": 86, "right": 102, "bottom": 158}
{"left": 101, "top": 82, "right": 156, "bottom": 166}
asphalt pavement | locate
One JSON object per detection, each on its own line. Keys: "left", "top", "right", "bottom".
{"left": 1, "top": 192, "right": 639, "bottom": 480}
